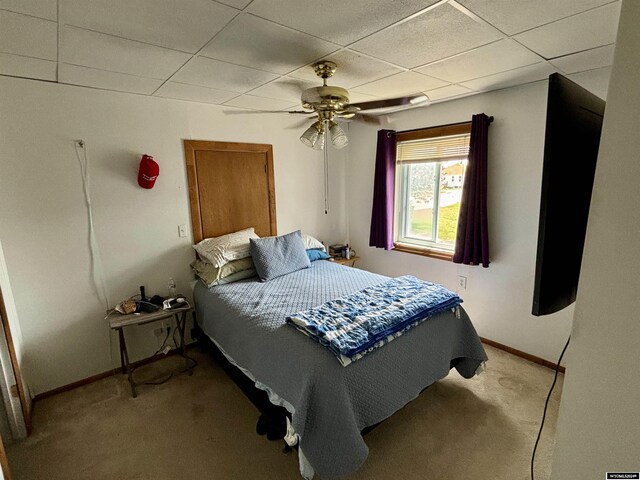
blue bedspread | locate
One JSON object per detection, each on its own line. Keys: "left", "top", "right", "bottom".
{"left": 287, "top": 276, "right": 462, "bottom": 366}
{"left": 194, "top": 260, "right": 487, "bottom": 479}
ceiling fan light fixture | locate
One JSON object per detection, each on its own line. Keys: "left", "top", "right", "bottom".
{"left": 329, "top": 121, "right": 348, "bottom": 149}
{"left": 313, "top": 130, "right": 325, "bottom": 150}
{"left": 300, "top": 121, "right": 323, "bottom": 148}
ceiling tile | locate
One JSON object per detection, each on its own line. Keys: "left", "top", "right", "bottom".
{"left": 0, "top": 52, "right": 56, "bottom": 81}
{"left": 154, "top": 82, "right": 239, "bottom": 104}
{"left": 60, "top": 0, "right": 238, "bottom": 54}
{"left": 0, "top": 10, "right": 57, "bottom": 60}
{"left": 248, "top": 77, "right": 319, "bottom": 103}
{"left": 415, "top": 39, "right": 543, "bottom": 83}
{"left": 568, "top": 66, "right": 611, "bottom": 100}
{"left": 457, "top": 0, "right": 614, "bottom": 36}
{"left": 289, "top": 50, "right": 404, "bottom": 88}
{"left": 514, "top": 2, "right": 621, "bottom": 59}
{"left": 200, "top": 14, "right": 338, "bottom": 75}
{"left": 0, "top": 0, "right": 57, "bottom": 20}
{"left": 351, "top": 3, "right": 504, "bottom": 68}
{"left": 60, "top": 26, "right": 191, "bottom": 80}
{"left": 549, "top": 44, "right": 615, "bottom": 74}
{"left": 171, "top": 56, "right": 278, "bottom": 93}
{"left": 425, "top": 84, "right": 475, "bottom": 102}
{"left": 460, "top": 62, "right": 558, "bottom": 92}
{"left": 353, "top": 71, "right": 448, "bottom": 98}
{"left": 59, "top": 64, "right": 164, "bottom": 95}
{"left": 224, "top": 95, "right": 297, "bottom": 111}
{"left": 215, "top": 0, "right": 252, "bottom": 9}
{"left": 246, "top": 0, "right": 439, "bottom": 46}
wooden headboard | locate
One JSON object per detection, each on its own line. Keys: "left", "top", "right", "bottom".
{"left": 183, "top": 140, "right": 277, "bottom": 243}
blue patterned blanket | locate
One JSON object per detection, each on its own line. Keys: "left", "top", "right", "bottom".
{"left": 286, "top": 275, "right": 462, "bottom": 366}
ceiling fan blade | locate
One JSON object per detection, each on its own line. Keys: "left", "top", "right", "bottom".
{"left": 222, "top": 109, "right": 313, "bottom": 115}
{"left": 347, "top": 113, "right": 382, "bottom": 125}
{"left": 349, "top": 93, "right": 429, "bottom": 111}
{"left": 285, "top": 117, "right": 321, "bottom": 130}
{"left": 336, "top": 113, "right": 382, "bottom": 125}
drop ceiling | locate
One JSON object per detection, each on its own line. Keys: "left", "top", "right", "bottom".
{"left": 0, "top": 0, "right": 621, "bottom": 110}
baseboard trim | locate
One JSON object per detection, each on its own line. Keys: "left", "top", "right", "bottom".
{"left": 33, "top": 343, "right": 197, "bottom": 402}
{"left": 480, "top": 337, "right": 566, "bottom": 374}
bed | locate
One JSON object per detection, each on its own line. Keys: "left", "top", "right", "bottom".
{"left": 184, "top": 140, "right": 487, "bottom": 479}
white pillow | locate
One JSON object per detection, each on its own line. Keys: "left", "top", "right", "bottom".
{"left": 193, "top": 227, "right": 259, "bottom": 267}
{"left": 301, "top": 233, "right": 325, "bottom": 252}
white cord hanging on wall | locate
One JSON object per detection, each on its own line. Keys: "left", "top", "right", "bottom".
{"left": 74, "top": 140, "right": 110, "bottom": 310}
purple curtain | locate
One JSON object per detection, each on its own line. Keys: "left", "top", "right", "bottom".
{"left": 453, "top": 114, "right": 492, "bottom": 267}
{"left": 369, "top": 129, "right": 397, "bottom": 250}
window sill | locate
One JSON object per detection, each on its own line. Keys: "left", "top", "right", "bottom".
{"left": 393, "top": 242, "right": 454, "bottom": 261}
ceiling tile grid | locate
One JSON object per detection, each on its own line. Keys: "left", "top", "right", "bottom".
{"left": 415, "top": 39, "right": 543, "bottom": 83}
{"left": 351, "top": 3, "right": 504, "bottom": 68}
{"left": 289, "top": 50, "right": 404, "bottom": 88}
{"left": 513, "top": 2, "right": 621, "bottom": 59}
{"left": 456, "top": 0, "right": 614, "bottom": 36}
{"left": 245, "top": 0, "right": 441, "bottom": 46}
{"left": 549, "top": 44, "right": 615, "bottom": 75}
{"left": 0, "top": 0, "right": 623, "bottom": 108}
{"left": 154, "top": 82, "right": 240, "bottom": 105}
{"left": 353, "top": 71, "right": 448, "bottom": 98}
{"left": 170, "top": 56, "right": 279, "bottom": 93}
{"left": 460, "top": 62, "right": 559, "bottom": 92}
{"left": 59, "top": 0, "right": 239, "bottom": 54}
{"left": 59, "top": 64, "right": 164, "bottom": 95}
{"left": 0, "top": 52, "right": 56, "bottom": 81}
{"left": 0, "top": 0, "right": 57, "bottom": 21}
{"left": 199, "top": 13, "right": 339, "bottom": 75}
{"left": 60, "top": 26, "right": 192, "bottom": 80}
{"left": 0, "top": 10, "right": 57, "bottom": 60}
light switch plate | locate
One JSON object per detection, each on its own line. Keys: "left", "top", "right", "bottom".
{"left": 178, "top": 224, "right": 188, "bottom": 237}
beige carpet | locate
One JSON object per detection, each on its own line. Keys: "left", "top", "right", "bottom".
{"left": 6, "top": 344, "right": 563, "bottom": 480}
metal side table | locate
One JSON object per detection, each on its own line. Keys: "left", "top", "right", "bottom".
{"left": 109, "top": 305, "right": 194, "bottom": 398}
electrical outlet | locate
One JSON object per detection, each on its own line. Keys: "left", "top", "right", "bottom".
{"left": 178, "top": 224, "right": 188, "bottom": 238}
{"left": 457, "top": 275, "right": 467, "bottom": 290}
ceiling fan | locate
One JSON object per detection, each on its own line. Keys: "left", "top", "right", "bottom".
{"left": 226, "top": 60, "right": 430, "bottom": 150}
{"left": 293, "top": 61, "right": 427, "bottom": 150}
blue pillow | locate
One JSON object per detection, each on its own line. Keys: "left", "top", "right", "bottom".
{"left": 306, "top": 249, "right": 330, "bottom": 262}
{"left": 250, "top": 230, "right": 311, "bottom": 281}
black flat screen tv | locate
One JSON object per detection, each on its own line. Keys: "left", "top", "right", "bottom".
{"left": 532, "top": 73, "right": 606, "bottom": 316}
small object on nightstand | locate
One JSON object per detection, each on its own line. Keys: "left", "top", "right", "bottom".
{"left": 168, "top": 277, "right": 177, "bottom": 297}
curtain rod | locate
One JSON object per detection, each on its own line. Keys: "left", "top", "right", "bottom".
{"left": 396, "top": 116, "right": 493, "bottom": 135}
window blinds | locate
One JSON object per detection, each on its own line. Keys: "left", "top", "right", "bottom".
{"left": 396, "top": 133, "right": 471, "bottom": 164}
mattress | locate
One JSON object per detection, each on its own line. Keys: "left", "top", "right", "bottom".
{"left": 194, "top": 260, "right": 487, "bottom": 479}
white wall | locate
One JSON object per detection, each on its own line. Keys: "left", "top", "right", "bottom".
{"left": 0, "top": 77, "right": 347, "bottom": 395}
{"left": 550, "top": 0, "right": 640, "bottom": 476}
{"left": 347, "top": 82, "right": 573, "bottom": 363}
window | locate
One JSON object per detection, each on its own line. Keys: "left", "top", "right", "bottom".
{"left": 394, "top": 123, "right": 471, "bottom": 259}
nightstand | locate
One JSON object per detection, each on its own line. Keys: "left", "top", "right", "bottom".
{"left": 109, "top": 305, "right": 195, "bottom": 397}
{"left": 329, "top": 256, "right": 360, "bottom": 268}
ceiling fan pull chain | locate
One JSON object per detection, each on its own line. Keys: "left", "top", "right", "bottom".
{"left": 324, "top": 126, "right": 329, "bottom": 215}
